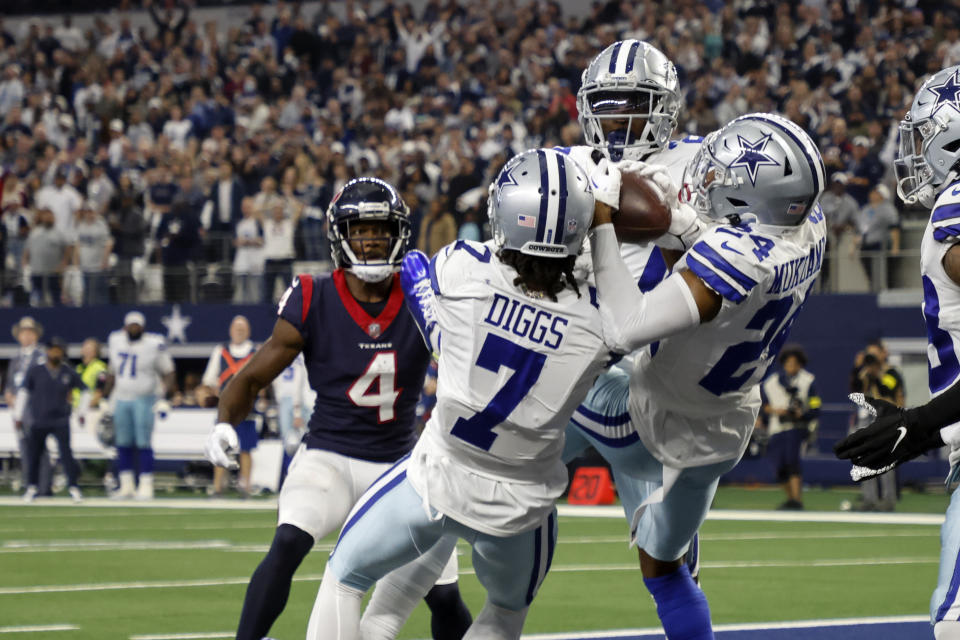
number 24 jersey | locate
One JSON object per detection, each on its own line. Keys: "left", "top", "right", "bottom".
{"left": 629, "top": 209, "right": 827, "bottom": 469}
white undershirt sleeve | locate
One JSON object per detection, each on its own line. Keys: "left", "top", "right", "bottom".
{"left": 591, "top": 224, "right": 701, "bottom": 353}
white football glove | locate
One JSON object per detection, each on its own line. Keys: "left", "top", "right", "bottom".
{"left": 617, "top": 161, "right": 706, "bottom": 251}
{"left": 590, "top": 158, "right": 622, "bottom": 209}
{"left": 204, "top": 422, "right": 239, "bottom": 470}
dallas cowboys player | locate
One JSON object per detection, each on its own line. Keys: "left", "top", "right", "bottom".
{"left": 306, "top": 149, "right": 621, "bottom": 640}
{"left": 563, "top": 37, "right": 709, "bottom": 580}
{"left": 575, "top": 113, "right": 827, "bottom": 639}
{"left": 565, "top": 39, "right": 707, "bottom": 279}
{"left": 104, "top": 311, "right": 176, "bottom": 500}
{"left": 835, "top": 65, "right": 960, "bottom": 640}
{"left": 203, "top": 178, "right": 470, "bottom": 640}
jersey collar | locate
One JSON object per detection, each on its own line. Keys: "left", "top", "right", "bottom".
{"left": 332, "top": 269, "right": 404, "bottom": 339}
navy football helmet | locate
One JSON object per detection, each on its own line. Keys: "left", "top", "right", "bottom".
{"left": 327, "top": 177, "right": 412, "bottom": 282}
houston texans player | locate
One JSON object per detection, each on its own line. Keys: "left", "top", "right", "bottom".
{"left": 575, "top": 113, "right": 826, "bottom": 640}
{"left": 204, "top": 177, "right": 471, "bottom": 640}
{"left": 835, "top": 65, "right": 960, "bottom": 640}
{"left": 306, "top": 149, "right": 621, "bottom": 640}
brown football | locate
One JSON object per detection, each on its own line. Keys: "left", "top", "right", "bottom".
{"left": 614, "top": 170, "right": 672, "bottom": 243}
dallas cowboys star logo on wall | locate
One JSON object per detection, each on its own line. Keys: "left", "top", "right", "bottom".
{"left": 730, "top": 133, "right": 780, "bottom": 186}
{"left": 926, "top": 70, "right": 960, "bottom": 115}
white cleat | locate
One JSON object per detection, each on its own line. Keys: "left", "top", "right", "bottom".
{"left": 112, "top": 471, "right": 136, "bottom": 499}
{"left": 136, "top": 473, "right": 154, "bottom": 500}
{"left": 69, "top": 487, "right": 83, "bottom": 504}
{"left": 22, "top": 486, "right": 38, "bottom": 503}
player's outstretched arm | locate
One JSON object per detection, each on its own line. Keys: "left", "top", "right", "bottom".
{"left": 835, "top": 385, "right": 960, "bottom": 477}
{"left": 204, "top": 318, "right": 304, "bottom": 469}
{"left": 400, "top": 249, "right": 441, "bottom": 356}
{"left": 589, "top": 206, "right": 714, "bottom": 353}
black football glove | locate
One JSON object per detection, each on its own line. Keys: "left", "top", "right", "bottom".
{"left": 834, "top": 393, "right": 944, "bottom": 477}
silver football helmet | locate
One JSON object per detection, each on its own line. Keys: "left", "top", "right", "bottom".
{"left": 577, "top": 40, "right": 682, "bottom": 162}
{"left": 681, "top": 113, "right": 825, "bottom": 227}
{"left": 488, "top": 149, "right": 594, "bottom": 258}
{"left": 896, "top": 65, "right": 960, "bottom": 207}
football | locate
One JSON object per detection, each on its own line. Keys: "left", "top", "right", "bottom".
{"left": 613, "top": 170, "right": 673, "bottom": 243}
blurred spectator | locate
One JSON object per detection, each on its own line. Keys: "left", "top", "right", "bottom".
{"left": 23, "top": 207, "right": 71, "bottom": 306}
{"left": 34, "top": 166, "right": 82, "bottom": 233}
{"left": 107, "top": 174, "right": 147, "bottom": 304}
{"left": 156, "top": 199, "right": 201, "bottom": 302}
{"left": 853, "top": 184, "right": 900, "bottom": 290}
{"left": 201, "top": 163, "right": 244, "bottom": 263}
{"left": 846, "top": 136, "right": 886, "bottom": 207}
{"left": 760, "top": 346, "right": 821, "bottom": 511}
{"left": 262, "top": 200, "right": 301, "bottom": 302}
{"left": 4, "top": 317, "right": 51, "bottom": 496}
{"left": 418, "top": 198, "right": 457, "bottom": 257}
{"left": 73, "top": 201, "right": 113, "bottom": 305}
{"left": 14, "top": 337, "right": 84, "bottom": 503}
{"left": 818, "top": 172, "right": 858, "bottom": 289}
{"left": 199, "top": 315, "right": 258, "bottom": 497}
{"left": 232, "top": 197, "right": 265, "bottom": 304}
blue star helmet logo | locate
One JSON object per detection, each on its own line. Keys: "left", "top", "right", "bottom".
{"left": 729, "top": 133, "right": 780, "bottom": 187}
{"left": 497, "top": 164, "right": 519, "bottom": 190}
{"left": 926, "top": 70, "right": 960, "bottom": 115}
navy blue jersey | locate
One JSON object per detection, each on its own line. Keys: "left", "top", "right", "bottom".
{"left": 277, "top": 270, "right": 431, "bottom": 462}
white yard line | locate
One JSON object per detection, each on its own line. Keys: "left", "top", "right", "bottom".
{"left": 0, "top": 624, "right": 78, "bottom": 634}
{"left": 0, "top": 498, "right": 945, "bottom": 525}
{"left": 0, "top": 557, "right": 938, "bottom": 595}
{"left": 130, "top": 634, "right": 233, "bottom": 640}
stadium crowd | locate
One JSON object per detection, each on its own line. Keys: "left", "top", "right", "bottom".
{"left": 0, "top": 0, "right": 953, "bottom": 305}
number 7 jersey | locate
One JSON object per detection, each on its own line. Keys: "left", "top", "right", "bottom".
{"left": 629, "top": 209, "right": 827, "bottom": 469}
{"left": 408, "top": 240, "right": 615, "bottom": 536}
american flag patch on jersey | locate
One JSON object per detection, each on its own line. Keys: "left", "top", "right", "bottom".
{"left": 517, "top": 214, "right": 536, "bottom": 228}
{"left": 787, "top": 202, "right": 805, "bottom": 215}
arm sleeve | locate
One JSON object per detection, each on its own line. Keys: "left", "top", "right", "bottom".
{"left": 910, "top": 379, "right": 960, "bottom": 446}
{"left": 591, "top": 224, "right": 701, "bottom": 354}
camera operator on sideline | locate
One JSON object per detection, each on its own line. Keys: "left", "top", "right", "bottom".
{"left": 761, "top": 346, "right": 821, "bottom": 510}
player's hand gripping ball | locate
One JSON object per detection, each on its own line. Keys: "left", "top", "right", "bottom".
{"left": 613, "top": 168, "right": 673, "bottom": 243}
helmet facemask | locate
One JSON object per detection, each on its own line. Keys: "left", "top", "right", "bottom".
{"left": 681, "top": 133, "right": 744, "bottom": 221}
{"left": 330, "top": 214, "right": 410, "bottom": 283}
{"left": 896, "top": 113, "right": 948, "bottom": 208}
{"left": 579, "top": 82, "right": 679, "bottom": 162}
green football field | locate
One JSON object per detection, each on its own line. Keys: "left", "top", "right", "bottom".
{"left": 0, "top": 486, "right": 947, "bottom": 639}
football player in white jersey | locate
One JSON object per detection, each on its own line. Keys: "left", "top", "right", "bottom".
{"left": 306, "top": 149, "right": 622, "bottom": 640}
{"left": 835, "top": 65, "right": 960, "bottom": 640}
{"left": 563, "top": 37, "right": 710, "bottom": 582}
{"left": 104, "top": 311, "right": 176, "bottom": 499}
{"left": 572, "top": 113, "right": 827, "bottom": 639}
{"left": 562, "top": 39, "right": 706, "bottom": 281}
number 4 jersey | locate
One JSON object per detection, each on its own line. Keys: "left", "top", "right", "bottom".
{"left": 630, "top": 209, "right": 827, "bottom": 469}
{"left": 407, "top": 240, "right": 616, "bottom": 536}
{"left": 277, "top": 271, "right": 431, "bottom": 463}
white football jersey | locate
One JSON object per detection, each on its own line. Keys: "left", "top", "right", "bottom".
{"left": 919, "top": 181, "right": 960, "bottom": 439}
{"left": 558, "top": 137, "right": 703, "bottom": 286}
{"left": 629, "top": 208, "right": 828, "bottom": 468}
{"left": 107, "top": 330, "right": 175, "bottom": 401}
{"left": 407, "top": 239, "right": 615, "bottom": 536}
